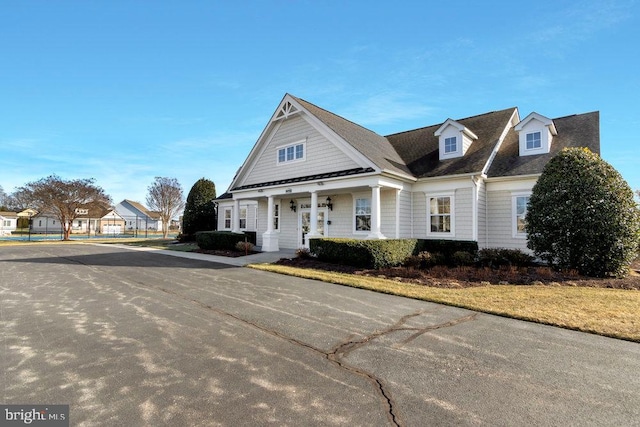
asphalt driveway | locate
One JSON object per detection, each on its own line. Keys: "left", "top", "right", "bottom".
{"left": 1, "top": 244, "right": 639, "bottom": 426}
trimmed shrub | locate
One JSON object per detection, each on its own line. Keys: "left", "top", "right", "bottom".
{"left": 526, "top": 147, "right": 640, "bottom": 277}
{"left": 196, "top": 231, "right": 247, "bottom": 250}
{"left": 404, "top": 251, "right": 446, "bottom": 269}
{"left": 451, "top": 250, "right": 476, "bottom": 266}
{"left": 478, "top": 248, "right": 534, "bottom": 268}
{"left": 417, "top": 239, "right": 478, "bottom": 262}
{"left": 310, "top": 238, "right": 419, "bottom": 269}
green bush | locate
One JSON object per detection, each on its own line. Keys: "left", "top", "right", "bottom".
{"left": 310, "top": 238, "right": 419, "bottom": 269}
{"left": 417, "top": 239, "right": 478, "bottom": 261}
{"left": 526, "top": 148, "right": 640, "bottom": 277}
{"left": 451, "top": 250, "right": 476, "bottom": 266}
{"left": 477, "top": 248, "right": 534, "bottom": 268}
{"left": 196, "top": 231, "right": 248, "bottom": 250}
{"left": 404, "top": 251, "right": 446, "bottom": 269}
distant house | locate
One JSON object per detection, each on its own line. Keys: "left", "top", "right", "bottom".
{"left": 29, "top": 207, "right": 125, "bottom": 235}
{"left": 0, "top": 211, "right": 18, "bottom": 235}
{"left": 115, "top": 199, "right": 163, "bottom": 232}
{"left": 217, "top": 93, "right": 599, "bottom": 252}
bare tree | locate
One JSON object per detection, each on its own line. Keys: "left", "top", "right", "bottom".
{"left": 18, "top": 175, "right": 111, "bottom": 240}
{"left": 146, "top": 177, "right": 185, "bottom": 238}
{"left": 0, "top": 185, "right": 7, "bottom": 210}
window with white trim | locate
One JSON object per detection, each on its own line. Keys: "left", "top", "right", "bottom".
{"left": 239, "top": 207, "right": 247, "bottom": 229}
{"left": 223, "top": 208, "right": 232, "bottom": 229}
{"left": 428, "top": 195, "right": 453, "bottom": 234}
{"left": 273, "top": 203, "right": 279, "bottom": 230}
{"left": 277, "top": 141, "right": 305, "bottom": 164}
{"left": 444, "top": 136, "right": 457, "bottom": 153}
{"left": 525, "top": 132, "right": 541, "bottom": 150}
{"left": 513, "top": 194, "right": 531, "bottom": 237}
{"left": 354, "top": 198, "right": 371, "bottom": 232}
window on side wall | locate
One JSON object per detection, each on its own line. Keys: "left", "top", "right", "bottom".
{"left": 354, "top": 198, "right": 371, "bottom": 232}
{"left": 513, "top": 194, "right": 531, "bottom": 237}
{"left": 224, "top": 208, "right": 232, "bottom": 229}
{"left": 428, "top": 195, "right": 453, "bottom": 234}
{"left": 239, "top": 207, "right": 247, "bottom": 229}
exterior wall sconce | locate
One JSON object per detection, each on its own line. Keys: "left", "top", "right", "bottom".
{"left": 326, "top": 196, "right": 333, "bottom": 211}
{"left": 290, "top": 200, "right": 297, "bottom": 212}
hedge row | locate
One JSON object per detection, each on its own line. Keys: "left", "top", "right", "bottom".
{"left": 310, "top": 238, "right": 420, "bottom": 269}
{"left": 307, "top": 238, "right": 535, "bottom": 270}
{"left": 196, "top": 231, "right": 255, "bottom": 250}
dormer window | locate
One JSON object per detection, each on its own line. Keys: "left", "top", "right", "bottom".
{"left": 435, "top": 119, "right": 478, "bottom": 160}
{"left": 444, "top": 137, "right": 457, "bottom": 153}
{"left": 515, "top": 112, "right": 557, "bottom": 156}
{"left": 526, "top": 132, "right": 541, "bottom": 150}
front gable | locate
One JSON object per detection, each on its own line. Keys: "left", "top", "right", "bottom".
{"left": 230, "top": 94, "right": 379, "bottom": 191}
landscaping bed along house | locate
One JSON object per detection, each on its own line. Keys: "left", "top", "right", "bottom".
{"left": 273, "top": 256, "right": 640, "bottom": 290}
{"left": 193, "top": 233, "right": 640, "bottom": 290}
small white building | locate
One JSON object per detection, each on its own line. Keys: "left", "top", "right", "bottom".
{"left": 0, "top": 211, "right": 18, "bottom": 235}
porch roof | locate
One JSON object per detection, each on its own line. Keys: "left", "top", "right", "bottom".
{"left": 230, "top": 167, "right": 375, "bottom": 191}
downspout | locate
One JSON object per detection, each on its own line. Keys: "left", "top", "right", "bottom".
{"left": 471, "top": 175, "right": 478, "bottom": 242}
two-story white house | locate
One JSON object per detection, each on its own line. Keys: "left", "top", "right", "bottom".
{"left": 217, "top": 94, "right": 599, "bottom": 252}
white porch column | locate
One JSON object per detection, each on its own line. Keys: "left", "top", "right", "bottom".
{"left": 367, "top": 185, "right": 386, "bottom": 239}
{"left": 231, "top": 199, "right": 240, "bottom": 233}
{"left": 308, "top": 191, "right": 320, "bottom": 238}
{"left": 262, "top": 195, "right": 279, "bottom": 251}
{"left": 266, "top": 195, "right": 274, "bottom": 233}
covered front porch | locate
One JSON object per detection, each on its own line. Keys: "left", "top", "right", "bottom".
{"left": 228, "top": 176, "right": 410, "bottom": 252}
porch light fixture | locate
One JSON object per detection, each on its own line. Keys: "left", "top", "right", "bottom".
{"left": 290, "top": 200, "right": 297, "bottom": 212}
{"left": 326, "top": 196, "right": 333, "bottom": 211}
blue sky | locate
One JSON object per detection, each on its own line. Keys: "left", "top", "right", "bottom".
{"left": 1, "top": 1, "right": 639, "bottom": 205}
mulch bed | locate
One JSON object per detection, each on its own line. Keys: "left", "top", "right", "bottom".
{"left": 274, "top": 257, "right": 640, "bottom": 290}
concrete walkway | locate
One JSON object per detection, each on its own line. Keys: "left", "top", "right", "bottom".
{"left": 103, "top": 243, "right": 296, "bottom": 266}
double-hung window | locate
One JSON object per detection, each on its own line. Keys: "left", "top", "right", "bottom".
{"left": 354, "top": 198, "right": 371, "bottom": 232}
{"left": 277, "top": 141, "right": 305, "bottom": 164}
{"left": 224, "top": 208, "right": 232, "bottom": 229}
{"left": 513, "top": 194, "right": 531, "bottom": 237}
{"left": 444, "top": 136, "right": 457, "bottom": 154}
{"left": 526, "top": 132, "right": 541, "bottom": 150}
{"left": 239, "top": 207, "right": 247, "bottom": 229}
{"left": 428, "top": 195, "right": 453, "bottom": 234}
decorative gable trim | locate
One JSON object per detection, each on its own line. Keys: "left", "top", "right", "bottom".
{"left": 434, "top": 119, "right": 478, "bottom": 160}
{"left": 515, "top": 112, "right": 557, "bottom": 156}
{"left": 274, "top": 100, "right": 301, "bottom": 121}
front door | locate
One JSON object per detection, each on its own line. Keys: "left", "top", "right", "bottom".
{"left": 299, "top": 208, "right": 325, "bottom": 248}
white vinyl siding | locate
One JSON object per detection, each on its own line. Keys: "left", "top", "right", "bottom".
{"left": 487, "top": 190, "right": 529, "bottom": 251}
{"left": 240, "top": 115, "right": 360, "bottom": 187}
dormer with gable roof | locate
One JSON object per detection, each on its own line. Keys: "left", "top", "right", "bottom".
{"left": 514, "top": 112, "right": 557, "bottom": 157}
{"left": 434, "top": 119, "right": 478, "bottom": 160}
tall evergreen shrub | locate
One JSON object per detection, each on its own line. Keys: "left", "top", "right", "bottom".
{"left": 526, "top": 148, "right": 640, "bottom": 277}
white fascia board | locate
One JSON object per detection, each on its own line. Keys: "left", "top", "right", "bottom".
{"left": 435, "top": 119, "right": 478, "bottom": 140}
{"left": 515, "top": 112, "right": 557, "bottom": 135}
{"left": 485, "top": 175, "right": 540, "bottom": 191}
{"left": 481, "top": 107, "right": 520, "bottom": 175}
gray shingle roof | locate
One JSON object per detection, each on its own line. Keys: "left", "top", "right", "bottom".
{"left": 292, "top": 96, "right": 414, "bottom": 178}
{"left": 386, "top": 108, "right": 517, "bottom": 178}
{"left": 486, "top": 111, "right": 600, "bottom": 177}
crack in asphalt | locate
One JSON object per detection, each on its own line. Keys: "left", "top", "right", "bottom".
{"left": 52, "top": 253, "right": 477, "bottom": 426}
{"left": 154, "top": 286, "right": 477, "bottom": 427}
